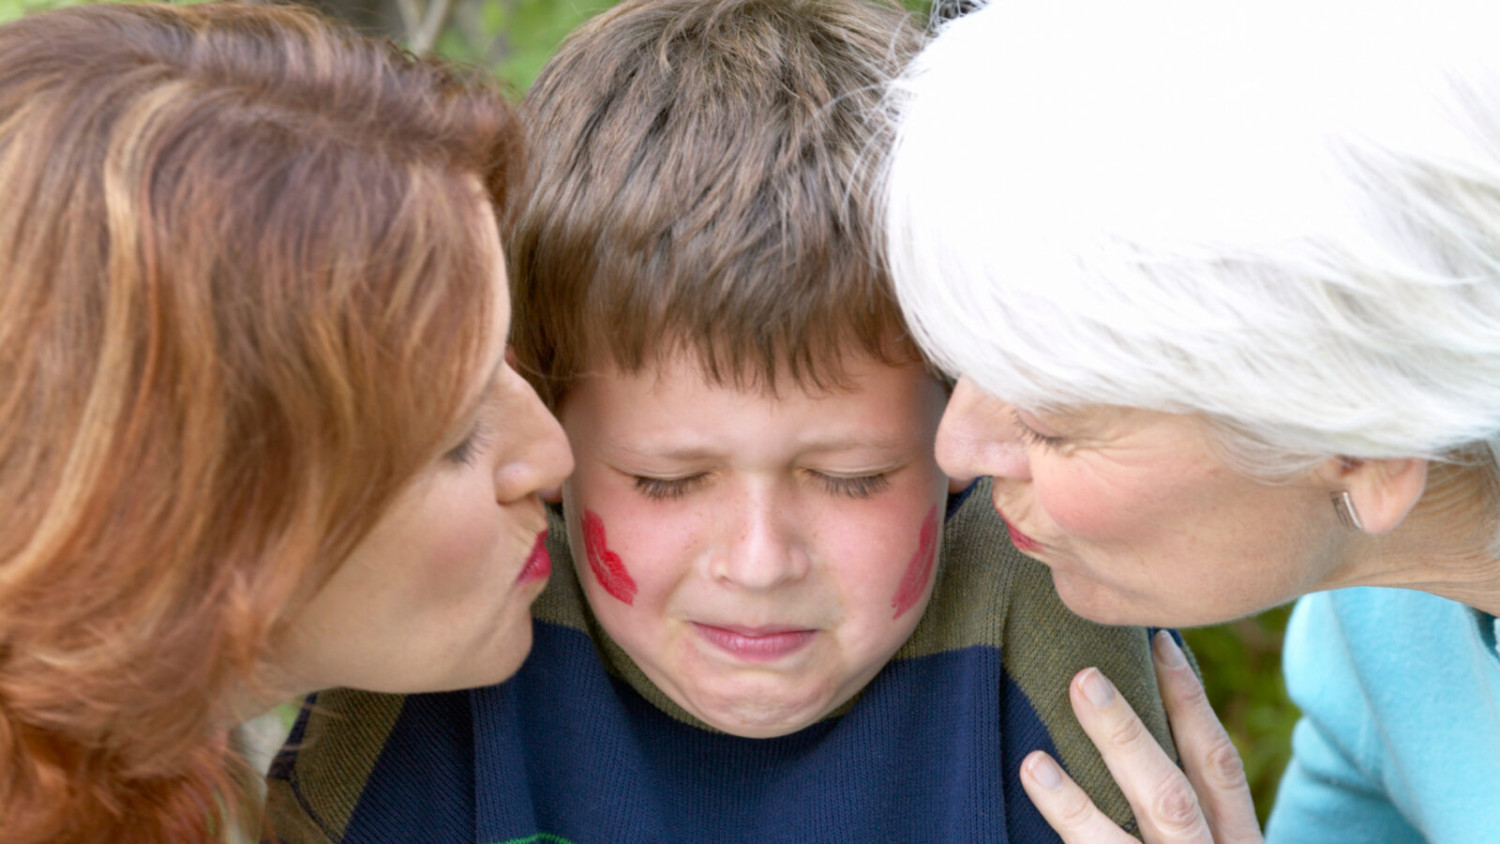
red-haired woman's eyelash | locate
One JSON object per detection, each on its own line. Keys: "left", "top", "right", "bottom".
{"left": 444, "top": 424, "right": 492, "bottom": 465}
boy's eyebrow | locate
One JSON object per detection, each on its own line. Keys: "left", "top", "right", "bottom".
{"left": 799, "top": 432, "right": 913, "bottom": 453}
{"left": 611, "top": 442, "right": 722, "bottom": 462}
{"left": 610, "top": 431, "right": 914, "bottom": 461}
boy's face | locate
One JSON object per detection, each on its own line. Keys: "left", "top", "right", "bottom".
{"left": 557, "top": 352, "right": 949, "bottom": 738}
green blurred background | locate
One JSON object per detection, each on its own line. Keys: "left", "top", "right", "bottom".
{"left": 0, "top": 0, "right": 1300, "bottom": 825}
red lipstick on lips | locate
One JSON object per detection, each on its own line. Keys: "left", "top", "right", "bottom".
{"left": 693, "top": 623, "right": 815, "bottom": 662}
{"left": 999, "top": 513, "right": 1043, "bottom": 553}
{"left": 517, "top": 530, "right": 551, "bottom": 582}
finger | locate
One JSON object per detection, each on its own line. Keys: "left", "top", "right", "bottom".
{"left": 1070, "top": 667, "right": 1213, "bottom": 843}
{"left": 1020, "top": 751, "right": 1139, "bottom": 844}
{"left": 1152, "top": 631, "right": 1263, "bottom": 841}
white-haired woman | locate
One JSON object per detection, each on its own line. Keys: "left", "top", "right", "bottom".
{"left": 883, "top": 0, "right": 1500, "bottom": 841}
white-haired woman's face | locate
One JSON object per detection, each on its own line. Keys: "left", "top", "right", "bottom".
{"left": 936, "top": 378, "right": 1357, "bottom": 627}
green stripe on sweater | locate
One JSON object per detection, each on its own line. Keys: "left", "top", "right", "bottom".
{"left": 264, "top": 691, "right": 406, "bottom": 842}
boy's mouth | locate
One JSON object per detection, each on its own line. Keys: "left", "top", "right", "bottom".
{"left": 691, "top": 623, "right": 815, "bottom": 662}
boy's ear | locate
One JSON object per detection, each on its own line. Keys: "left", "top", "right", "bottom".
{"left": 948, "top": 474, "right": 972, "bottom": 494}
{"left": 539, "top": 484, "right": 564, "bottom": 505}
{"left": 1319, "top": 456, "right": 1428, "bottom": 534}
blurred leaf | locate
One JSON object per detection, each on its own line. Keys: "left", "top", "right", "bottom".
{"left": 493, "top": 0, "right": 616, "bottom": 90}
{"left": 1183, "top": 604, "right": 1299, "bottom": 826}
{"left": 450, "top": 0, "right": 933, "bottom": 92}
{"left": 0, "top": 0, "right": 210, "bottom": 25}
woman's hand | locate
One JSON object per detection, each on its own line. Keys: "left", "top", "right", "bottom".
{"left": 1020, "top": 631, "right": 1264, "bottom": 842}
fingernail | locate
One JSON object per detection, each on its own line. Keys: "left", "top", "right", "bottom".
{"left": 1080, "top": 667, "right": 1115, "bottom": 708}
{"left": 1028, "top": 753, "right": 1063, "bottom": 790}
{"left": 1154, "top": 630, "right": 1186, "bottom": 669}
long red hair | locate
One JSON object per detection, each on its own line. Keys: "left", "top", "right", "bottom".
{"left": 0, "top": 3, "right": 523, "bottom": 840}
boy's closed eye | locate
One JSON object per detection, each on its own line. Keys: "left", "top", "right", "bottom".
{"left": 632, "top": 473, "right": 709, "bottom": 500}
{"left": 629, "top": 469, "right": 893, "bottom": 501}
{"left": 808, "top": 471, "right": 891, "bottom": 499}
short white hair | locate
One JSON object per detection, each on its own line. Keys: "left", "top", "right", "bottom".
{"left": 884, "top": 0, "right": 1500, "bottom": 479}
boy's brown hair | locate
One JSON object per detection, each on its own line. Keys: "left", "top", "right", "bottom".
{"left": 511, "top": 0, "right": 925, "bottom": 406}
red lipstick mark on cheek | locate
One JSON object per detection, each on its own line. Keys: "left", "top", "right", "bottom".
{"left": 582, "top": 509, "right": 638, "bottom": 606}
{"left": 892, "top": 505, "right": 939, "bottom": 620}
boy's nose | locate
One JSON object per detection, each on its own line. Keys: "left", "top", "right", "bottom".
{"left": 711, "top": 489, "right": 810, "bottom": 591}
{"left": 935, "top": 378, "right": 1032, "bottom": 483}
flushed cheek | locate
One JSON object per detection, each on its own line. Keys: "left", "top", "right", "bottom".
{"left": 1033, "top": 469, "right": 1159, "bottom": 542}
{"left": 582, "top": 509, "right": 639, "bottom": 605}
{"left": 890, "top": 505, "right": 939, "bottom": 620}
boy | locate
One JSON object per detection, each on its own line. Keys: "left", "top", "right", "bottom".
{"left": 265, "top": 1, "right": 1180, "bottom": 840}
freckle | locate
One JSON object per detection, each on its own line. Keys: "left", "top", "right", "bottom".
{"left": 582, "top": 509, "right": 638, "bottom": 605}
{"left": 891, "top": 505, "right": 939, "bottom": 620}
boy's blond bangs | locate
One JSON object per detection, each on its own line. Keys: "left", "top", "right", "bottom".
{"left": 510, "top": 0, "right": 925, "bottom": 406}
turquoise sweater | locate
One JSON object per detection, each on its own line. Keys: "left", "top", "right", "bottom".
{"left": 1269, "top": 587, "right": 1500, "bottom": 843}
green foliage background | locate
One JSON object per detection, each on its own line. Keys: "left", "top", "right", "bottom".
{"left": 0, "top": 0, "right": 1300, "bottom": 826}
{"left": 1184, "top": 607, "right": 1298, "bottom": 825}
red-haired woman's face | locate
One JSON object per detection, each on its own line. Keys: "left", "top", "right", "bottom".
{"left": 276, "top": 208, "right": 574, "bottom": 695}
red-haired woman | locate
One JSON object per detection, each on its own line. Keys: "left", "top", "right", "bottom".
{"left": 0, "top": 4, "right": 571, "bottom": 841}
